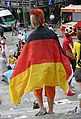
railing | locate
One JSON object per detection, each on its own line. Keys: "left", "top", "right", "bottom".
{"left": 2, "top": 0, "right": 30, "bottom": 8}
{"left": 3, "top": 0, "right": 68, "bottom": 8}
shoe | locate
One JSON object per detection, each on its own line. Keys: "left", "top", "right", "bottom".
{"left": 35, "top": 108, "right": 47, "bottom": 116}
{"left": 74, "top": 107, "right": 81, "bottom": 113}
{"left": 68, "top": 107, "right": 81, "bottom": 114}
{"left": 67, "top": 90, "right": 76, "bottom": 96}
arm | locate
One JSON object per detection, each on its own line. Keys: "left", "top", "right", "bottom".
{"left": 66, "top": 50, "right": 76, "bottom": 60}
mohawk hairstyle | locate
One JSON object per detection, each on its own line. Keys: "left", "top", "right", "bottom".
{"left": 30, "top": 9, "right": 45, "bottom": 25}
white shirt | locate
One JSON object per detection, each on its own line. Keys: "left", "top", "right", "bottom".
{"left": 18, "top": 34, "right": 22, "bottom": 40}
{"left": 50, "top": 14, "right": 55, "bottom": 20}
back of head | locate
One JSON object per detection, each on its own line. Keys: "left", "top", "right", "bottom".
{"left": 30, "top": 8, "right": 45, "bottom": 26}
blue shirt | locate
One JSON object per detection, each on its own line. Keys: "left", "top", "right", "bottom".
{"left": 23, "top": 32, "right": 28, "bottom": 41}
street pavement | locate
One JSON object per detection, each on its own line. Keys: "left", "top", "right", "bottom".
{"left": 0, "top": 27, "right": 81, "bottom": 119}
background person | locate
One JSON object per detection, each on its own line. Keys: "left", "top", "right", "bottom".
{"left": 49, "top": 12, "right": 55, "bottom": 27}
{"left": 0, "top": 52, "right": 8, "bottom": 75}
{"left": 8, "top": 54, "right": 16, "bottom": 69}
{"left": 14, "top": 44, "right": 20, "bottom": 59}
{"left": 62, "top": 26, "right": 76, "bottom": 89}
{"left": 11, "top": 23, "right": 16, "bottom": 36}
{"left": 23, "top": 28, "right": 28, "bottom": 42}
{"left": 15, "top": 20, "right": 20, "bottom": 35}
{"left": 0, "top": 26, "right": 4, "bottom": 37}
{"left": 73, "top": 31, "right": 81, "bottom": 113}
{"left": 0, "top": 37, "right": 6, "bottom": 53}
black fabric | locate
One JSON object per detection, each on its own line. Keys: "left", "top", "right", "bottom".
{"left": 27, "top": 25, "right": 66, "bottom": 57}
{"left": 70, "top": 60, "right": 76, "bottom": 72}
{"left": 27, "top": 26, "right": 58, "bottom": 42}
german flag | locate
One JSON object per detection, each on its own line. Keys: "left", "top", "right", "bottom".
{"left": 9, "top": 26, "right": 72, "bottom": 106}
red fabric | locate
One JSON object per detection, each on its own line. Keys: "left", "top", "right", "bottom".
{"left": 63, "top": 37, "right": 73, "bottom": 61}
{"left": 11, "top": 40, "right": 64, "bottom": 78}
{"left": 67, "top": 89, "right": 76, "bottom": 96}
{"left": 11, "top": 39, "right": 72, "bottom": 81}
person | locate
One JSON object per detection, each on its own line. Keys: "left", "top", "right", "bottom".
{"left": 0, "top": 37, "right": 6, "bottom": 53}
{"left": 73, "top": 30, "right": 81, "bottom": 113}
{"left": 8, "top": 54, "right": 16, "bottom": 69}
{"left": 62, "top": 26, "right": 76, "bottom": 89}
{"left": 1, "top": 67, "right": 14, "bottom": 84}
{"left": 23, "top": 28, "right": 28, "bottom": 42}
{"left": 14, "top": 44, "right": 20, "bottom": 59}
{"left": 0, "top": 26, "right": 4, "bottom": 37}
{"left": 0, "top": 52, "right": 8, "bottom": 75}
{"left": 18, "top": 31, "right": 22, "bottom": 41}
{"left": 49, "top": 12, "right": 55, "bottom": 26}
{"left": 15, "top": 20, "right": 20, "bottom": 35}
{"left": 11, "top": 23, "right": 16, "bottom": 36}
{"left": 9, "top": 9, "right": 72, "bottom": 116}
{"left": 21, "top": 33, "right": 25, "bottom": 43}
{"left": 18, "top": 31, "right": 22, "bottom": 50}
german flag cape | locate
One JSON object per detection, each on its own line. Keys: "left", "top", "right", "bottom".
{"left": 9, "top": 26, "right": 72, "bottom": 106}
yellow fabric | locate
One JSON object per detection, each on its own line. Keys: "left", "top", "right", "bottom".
{"left": 73, "top": 42, "right": 81, "bottom": 68}
{"left": 9, "top": 62, "right": 69, "bottom": 106}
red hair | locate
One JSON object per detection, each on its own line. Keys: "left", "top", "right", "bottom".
{"left": 30, "top": 9, "right": 45, "bottom": 25}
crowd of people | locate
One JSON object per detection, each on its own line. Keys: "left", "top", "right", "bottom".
{"left": 0, "top": 8, "right": 81, "bottom": 116}
{"left": 0, "top": 26, "right": 28, "bottom": 76}
{"left": 0, "top": 26, "right": 28, "bottom": 105}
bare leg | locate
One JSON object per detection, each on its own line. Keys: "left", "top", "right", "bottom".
{"left": 45, "top": 86, "right": 55, "bottom": 114}
{"left": 47, "top": 98, "right": 54, "bottom": 114}
{"left": 35, "top": 96, "right": 44, "bottom": 111}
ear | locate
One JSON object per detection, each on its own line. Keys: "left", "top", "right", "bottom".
{"left": 33, "top": 21, "right": 36, "bottom": 26}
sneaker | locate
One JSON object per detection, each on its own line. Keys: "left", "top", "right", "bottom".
{"left": 68, "top": 107, "right": 81, "bottom": 114}
{"left": 67, "top": 90, "right": 76, "bottom": 96}
{"left": 35, "top": 108, "right": 47, "bottom": 116}
{"left": 75, "top": 107, "right": 81, "bottom": 113}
